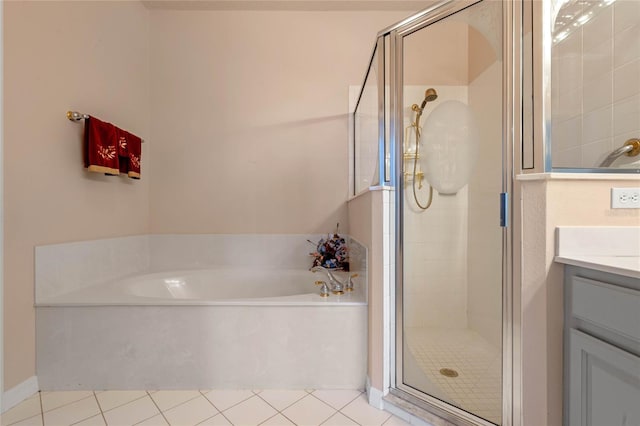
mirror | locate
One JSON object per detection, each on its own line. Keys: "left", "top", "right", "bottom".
{"left": 549, "top": 0, "right": 640, "bottom": 170}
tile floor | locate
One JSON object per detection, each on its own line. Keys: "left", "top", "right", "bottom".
{"left": 406, "top": 327, "right": 502, "bottom": 424}
{"left": 1, "top": 389, "right": 411, "bottom": 426}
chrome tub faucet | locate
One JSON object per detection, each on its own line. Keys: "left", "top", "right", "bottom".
{"left": 311, "top": 266, "right": 359, "bottom": 295}
{"left": 311, "top": 266, "right": 345, "bottom": 294}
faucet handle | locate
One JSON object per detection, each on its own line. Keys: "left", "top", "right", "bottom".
{"left": 319, "top": 281, "right": 330, "bottom": 297}
{"left": 346, "top": 273, "right": 358, "bottom": 292}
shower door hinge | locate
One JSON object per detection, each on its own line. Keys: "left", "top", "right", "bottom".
{"left": 500, "top": 192, "right": 509, "bottom": 228}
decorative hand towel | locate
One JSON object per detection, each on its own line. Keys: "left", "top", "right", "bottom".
{"left": 84, "top": 116, "right": 120, "bottom": 175}
{"left": 121, "top": 128, "right": 142, "bottom": 179}
{"left": 116, "top": 127, "right": 129, "bottom": 175}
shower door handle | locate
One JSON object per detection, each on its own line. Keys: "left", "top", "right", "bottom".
{"left": 500, "top": 192, "right": 509, "bottom": 228}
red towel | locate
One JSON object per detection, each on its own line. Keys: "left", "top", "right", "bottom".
{"left": 84, "top": 116, "right": 120, "bottom": 175}
{"left": 116, "top": 128, "right": 129, "bottom": 174}
{"left": 116, "top": 128, "right": 142, "bottom": 179}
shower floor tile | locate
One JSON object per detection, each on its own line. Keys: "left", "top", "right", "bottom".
{"left": 405, "top": 327, "right": 502, "bottom": 424}
{"left": 1, "top": 390, "right": 409, "bottom": 426}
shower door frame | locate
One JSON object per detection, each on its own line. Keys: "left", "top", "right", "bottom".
{"left": 386, "top": 1, "right": 520, "bottom": 425}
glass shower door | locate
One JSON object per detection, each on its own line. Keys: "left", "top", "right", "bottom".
{"left": 396, "top": 1, "right": 505, "bottom": 424}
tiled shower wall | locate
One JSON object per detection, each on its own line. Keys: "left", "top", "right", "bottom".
{"left": 552, "top": 0, "right": 640, "bottom": 168}
{"left": 403, "top": 85, "right": 470, "bottom": 329}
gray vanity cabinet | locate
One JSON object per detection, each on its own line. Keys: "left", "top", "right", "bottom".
{"left": 564, "top": 266, "right": 640, "bottom": 426}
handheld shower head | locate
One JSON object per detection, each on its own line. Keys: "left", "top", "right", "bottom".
{"left": 420, "top": 88, "right": 438, "bottom": 109}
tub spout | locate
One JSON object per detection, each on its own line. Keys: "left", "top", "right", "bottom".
{"left": 310, "top": 266, "right": 345, "bottom": 294}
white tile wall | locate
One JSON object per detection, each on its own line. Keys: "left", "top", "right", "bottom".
{"left": 613, "top": 59, "right": 639, "bottom": 102}
{"left": 551, "top": 1, "right": 640, "bottom": 168}
{"left": 148, "top": 234, "right": 327, "bottom": 271}
{"left": 35, "top": 236, "right": 150, "bottom": 303}
{"left": 402, "top": 85, "right": 470, "bottom": 330}
{"left": 614, "top": 0, "right": 640, "bottom": 33}
{"left": 614, "top": 94, "right": 640, "bottom": 136}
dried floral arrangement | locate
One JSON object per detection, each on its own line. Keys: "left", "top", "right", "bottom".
{"left": 308, "top": 224, "right": 349, "bottom": 271}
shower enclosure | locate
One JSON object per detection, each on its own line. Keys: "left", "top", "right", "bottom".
{"left": 353, "top": 1, "right": 516, "bottom": 425}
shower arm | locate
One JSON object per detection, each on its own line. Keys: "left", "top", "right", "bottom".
{"left": 598, "top": 138, "right": 640, "bottom": 167}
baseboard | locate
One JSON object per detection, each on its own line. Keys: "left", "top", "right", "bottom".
{"left": 2, "top": 376, "right": 39, "bottom": 413}
{"left": 366, "top": 378, "right": 385, "bottom": 409}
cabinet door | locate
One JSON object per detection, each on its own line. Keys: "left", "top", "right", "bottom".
{"left": 568, "top": 329, "right": 640, "bottom": 426}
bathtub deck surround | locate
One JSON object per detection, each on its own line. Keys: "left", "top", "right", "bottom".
{"left": 35, "top": 234, "right": 368, "bottom": 391}
{"left": 35, "top": 234, "right": 367, "bottom": 304}
{"left": 37, "top": 304, "right": 366, "bottom": 390}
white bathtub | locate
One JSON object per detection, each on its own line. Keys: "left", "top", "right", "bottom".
{"left": 128, "top": 269, "right": 316, "bottom": 301}
{"left": 36, "top": 266, "right": 367, "bottom": 390}
{"left": 38, "top": 268, "right": 365, "bottom": 306}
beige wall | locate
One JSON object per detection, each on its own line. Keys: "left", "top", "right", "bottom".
{"left": 348, "top": 189, "right": 387, "bottom": 391}
{"left": 403, "top": 20, "right": 468, "bottom": 86}
{"left": 3, "top": 2, "right": 411, "bottom": 390}
{"left": 3, "top": 0, "right": 151, "bottom": 389}
{"left": 148, "top": 9, "right": 407, "bottom": 234}
{"left": 520, "top": 176, "right": 640, "bottom": 426}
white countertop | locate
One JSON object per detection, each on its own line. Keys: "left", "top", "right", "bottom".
{"left": 555, "top": 226, "right": 640, "bottom": 279}
{"left": 554, "top": 255, "right": 640, "bottom": 279}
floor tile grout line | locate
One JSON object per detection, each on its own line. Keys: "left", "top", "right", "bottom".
{"left": 279, "top": 408, "right": 307, "bottom": 426}
{"left": 253, "top": 393, "right": 285, "bottom": 416}
{"left": 40, "top": 392, "right": 96, "bottom": 415}
{"left": 254, "top": 391, "right": 309, "bottom": 415}
{"left": 333, "top": 409, "right": 368, "bottom": 426}
{"left": 197, "top": 390, "right": 234, "bottom": 425}
{"left": 302, "top": 392, "right": 336, "bottom": 413}
{"left": 149, "top": 391, "right": 203, "bottom": 414}
{"left": 194, "top": 411, "right": 232, "bottom": 426}
{"left": 257, "top": 411, "right": 286, "bottom": 426}
{"left": 96, "top": 392, "right": 149, "bottom": 414}
{"left": 198, "top": 390, "right": 223, "bottom": 412}
{"left": 284, "top": 393, "right": 339, "bottom": 426}
{"left": 6, "top": 411, "right": 44, "bottom": 426}
{"left": 91, "top": 391, "right": 109, "bottom": 426}
{"left": 38, "top": 391, "right": 44, "bottom": 426}
{"left": 145, "top": 391, "right": 171, "bottom": 426}
{"left": 205, "top": 391, "right": 256, "bottom": 414}
{"left": 63, "top": 391, "right": 107, "bottom": 426}
{"left": 309, "top": 390, "right": 362, "bottom": 412}
{"left": 69, "top": 413, "right": 105, "bottom": 426}
{"left": 318, "top": 410, "right": 359, "bottom": 426}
